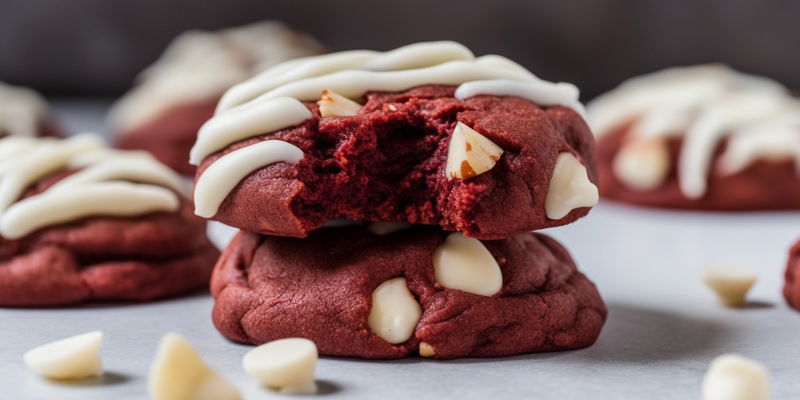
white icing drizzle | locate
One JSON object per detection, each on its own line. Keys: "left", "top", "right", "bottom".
{"left": 0, "top": 81, "right": 49, "bottom": 137}
{"left": 192, "top": 41, "right": 585, "bottom": 218}
{"left": 455, "top": 79, "right": 586, "bottom": 117}
{"left": 108, "top": 21, "right": 325, "bottom": 132}
{"left": 587, "top": 64, "right": 800, "bottom": 198}
{"left": 193, "top": 140, "right": 304, "bottom": 218}
{"left": 0, "top": 135, "right": 188, "bottom": 239}
{"left": 190, "top": 97, "right": 311, "bottom": 165}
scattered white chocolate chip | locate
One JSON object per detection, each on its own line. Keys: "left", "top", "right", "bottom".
{"left": 149, "top": 333, "right": 241, "bottom": 400}
{"left": 446, "top": 122, "right": 504, "bottom": 180}
{"left": 702, "top": 266, "right": 757, "bottom": 307}
{"left": 544, "top": 152, "right": 599, "bottom": 220}
{"left": 388, "top": 104, "right": 398, "bottom": 111}
{"left": 317, "top": 89, "right": 362, "bottom": 117}
{"left": 23, "top": 331, "right": 104, "bottom": 380}
{"left": 702, "top": 354, "right": 770, "bottom": 400}
{"left": 367, "top": 222, "right": 412, "bottom": 235}
{"left": 612, "top": 138, "right": 671, "bottom": 191}
{"left": 368, "top": 277, "right": 423, "bottom": 344}
{"left": 419, "top": 342, "right": 435, "bottom": 358}
{"left": 432, "top": 232, "right": 502, "bottom": 296}
{"left": 243, "top": 338, "right": 318, "bottom": 395}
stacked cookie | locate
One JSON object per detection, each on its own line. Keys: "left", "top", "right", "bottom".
{"left": 191, "top": 42, "right": 607, "bottom": 359}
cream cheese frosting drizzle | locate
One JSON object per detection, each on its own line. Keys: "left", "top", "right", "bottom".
{"left": 108, "top": 21, "right": 325, "bottom": 132}
{"left": 0, "top": 134, "right": 188, "bottom": 239}
{"left": 587, "top": 64, "right": 800, "bottom": 198}
{"left": 192, "top": 41, "right": 586, "bottom": 218}
{"left": 0, "top": 81, "right": 49, "bottom": 138}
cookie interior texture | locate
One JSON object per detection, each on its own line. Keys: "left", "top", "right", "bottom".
{"left": 0, "top": 169, "right": 219, "bottom": 307}
{"left": 597, "top": 125, "right": 800, "bottom": 210}
{"left": 211, "top": 224, "right": 607, "bottom": 359}
{"left": 197, "top": 85, "right": 596, "bottom": 240}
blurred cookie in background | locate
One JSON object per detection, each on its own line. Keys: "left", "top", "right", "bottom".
{"left": 0, "top": 81, "right": 62, "bottom": 139}
{"left": 588, "top": 65, "right": 800, "bottom": 211}
{"left": 109, "top": 21, "right": 326, "bottom": 175}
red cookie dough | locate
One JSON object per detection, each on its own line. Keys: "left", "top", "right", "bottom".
{"left": 115, "top": 98, "right": 218, "bottom": 175}
{"left": 196, "top": 85, "right": 597, "bottom": 240}
{"left": 598, "top": 126, "right": 800, "bottom": 210}
{"left": 0, "top": 170, "right": 219, "bottom": 307}
{"left": 784, "top": 238, "right": 800, "bottom": 311}
{"left": 211, "top": 225, "right": 607, "bottom": 359}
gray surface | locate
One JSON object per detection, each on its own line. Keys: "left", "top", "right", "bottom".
{"left": 3, "top": 101, "right": 800, "bottom": 399}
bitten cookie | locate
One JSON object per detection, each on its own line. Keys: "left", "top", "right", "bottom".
{"left": 588, "top": 65, "right": 800, "bottom": 210}
{"left": 110, "top": 21, "right": 326, "bottom": 175}
{"left": 211, "top": 224, "right": 607, "bottom": 359}
{"left": 0, "top": 135, "right": 219, "bottom": 307}
{"left": 191, "top": 41, "right": 598, "bottom": 240}
{"left": 0, "top": 81, "right": 61, "bottom": 139}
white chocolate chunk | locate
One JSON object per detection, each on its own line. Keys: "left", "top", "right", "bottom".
{"left": 419, "top": 342, "right": 435, "bottom": 357}
{"left": 432, "top": 232, "right": 502, "bottom": 296}
{"left": 612, "top": 138, "right": 671, "bottom": 191}
{"left": 317, "top": 89, "right": 362, "bottom": 117}
{"left": 446, "top": 122, "right": 504, "bottom": 180}
{"left": 702, "top": 354, "right": 770, "bottom": 400}
{"left": 544, "top": 152, "right": 598, "bottom": 220}
{"left": 243, "top": 338, "right": 318, "bottom": 394}
{"left": 367, "top": 222, "right": 412, "bottom": 235}
{"left": 702, "top": 266, "right": 757, "bottom": 307}
{"left": 368, "top": 277, "right": 422, "bottom": 344}
{"left": 149, "top": 333, "right": 241, "bottom": 400}
{"left": 24, "top": 331, "right": 103, "bottom": 380}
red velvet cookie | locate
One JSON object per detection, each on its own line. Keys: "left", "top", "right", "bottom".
{"left": 784, "top": 238, "right": 800, "bottom": 311}
{"left": 0, "top": 80, "right": 63, "bottom": 139}
{"left": 191, "top": 41, "right": 598, "bottom": 240}
{"left": 109, "top": 21, "right": 325, "bottom": 175}
{"left": 116, "top": 98, "right": 218, "bottom": 175}
{"left": 211, "top": 225, "right": 607, "bottom": 359}
{"left": 196, "top": 86, "right": 597, "bottom": 240}
{"left": 0, "top": 203, "right": 218, "bottom": 307}
{"left": 588, "top": 64, "right": 800, "bottom": 211}
{"left": 597, "top": 127, "right": 800, "bottom": 210}
{"left": 0, "top": 135, "right": 219, "bottom": 307}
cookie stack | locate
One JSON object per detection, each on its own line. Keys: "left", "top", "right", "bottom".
{"left": 191, "top": 42, "right": 607, "bottom": 359}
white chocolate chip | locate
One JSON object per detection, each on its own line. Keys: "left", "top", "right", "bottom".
{"left": 432, "top": 232, "right": 502, "bottom": 296}
{"left": 149, "top": 333, "right": 241, "bottom": 400}
{"left": 419, "top": 342, "right": 435, "bottom": 358}
{"left": 23, "top": 331, "right": 103, "bottom": 380}
{"left": 545, "top": 152, "right": 599, "bottom": 220}
{"left": 612, "top": 138, "right": 671, "bottom": 191}
{"left": 702, "top": 354, "right": 770, "bottom": 400}
{"left": 243, "top": 338, "right": 318, "bottom": 394}
{"left": 702, "top": 266, "right": 757, "bottom": 307}
{"left": 317, "top": 89, "right": 362, "bottom": 117}
{"left": 446, "top": 122, "right": 504, "bottom": 180}
{"left": 367, "top": 222, "right": 412, "bottom": 235}
{"left": 368, "top": 277, "right": 422, "bottom": 344}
